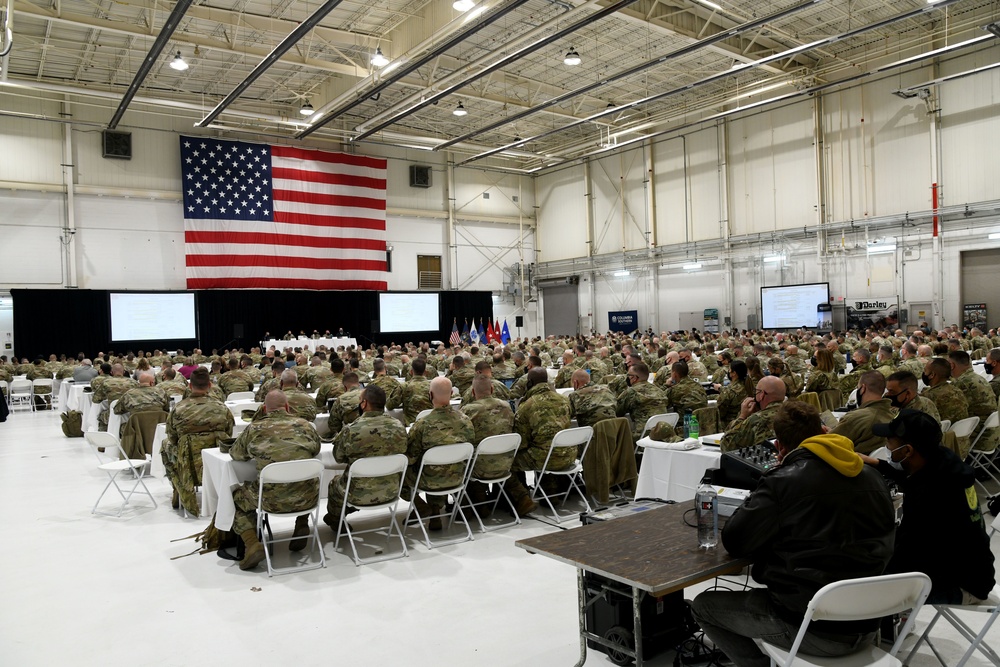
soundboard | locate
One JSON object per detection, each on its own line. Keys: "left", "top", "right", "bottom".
{"left": 720, "top": 441, "right": 780, "bottom": 490}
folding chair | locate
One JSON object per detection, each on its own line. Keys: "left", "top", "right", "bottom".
{"left": 635, "top": 413, "right": 679, "bottom": 455}
{"left": 755, "top": 572, "right": 932, "bottom": 667}
{"left": 255, "top": 459, "right": 326, "bottom": 577}
{"left": 415, "top": 408, "right": 433, "bottom": 421}
{"left": 904, "top": 584, "right": 1000, "bottom": 667}
{"left": 406, "top": 442, "right": 475, "bottom": 549}
{"left": 940, "top": 420, "right": 952, "bottom": 433}
{"left": 454, "top": 433, "right": 521, "bottom": 533}
{"left": 334, "top": 453, "right": 409, "bottom": 566}
{"left": 530, "top": 426, "right": 594, "bottom": 523}
{"left": 85, "top": 431, "right": 158, "bottom": 517}
{"left": 950, "top": 416, "right": 981, "bottom": 459}
{"left": 228, "top": 401, "right": 260, "bottom": 423}
{"left": 32, "top": 378, "right": 55, "bottom": 411}
{"left": 226, "top": 391, "right": 255, "bottom": 402}
{"left": 969, "top": 412, "right": 1000, "bottom": 491}
{"left": 8, "top": 379, "right": 32, "bottom": 412}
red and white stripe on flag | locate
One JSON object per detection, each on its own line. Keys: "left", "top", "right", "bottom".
{"left": 181, "top": 137, "right": 388, "bottom": 290}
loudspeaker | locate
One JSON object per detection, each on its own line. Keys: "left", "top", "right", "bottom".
{"left": 234, "top": 324, "right": 244, "bottom": 339}
{"left": 102, "top": 130, "right": 132, "bottom": 159}
{"left": 409, "top": 165, "right": 431, "bottom": 188}
{"left": 515, "top": 316, "right": 524, "bottom": 327}
{"left": 371, "top": 320, "right": 379, "bottom": 334}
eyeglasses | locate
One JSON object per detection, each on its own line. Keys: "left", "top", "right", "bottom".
{"left": 626, "top": 373, "right": 639, "bottom": 379}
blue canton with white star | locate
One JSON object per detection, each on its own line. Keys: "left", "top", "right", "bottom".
{"left": 180, "top": 137, "right": 274, "bottom": 221}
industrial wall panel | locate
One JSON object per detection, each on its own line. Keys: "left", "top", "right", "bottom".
{"left": 0, "top": 192, "right": 64, "bottom": 285}
{"left": 590, "top": 147, "right": 649, "bottom": 255}
{"left": 536, "top": 165, "right": 588, "bottom": 262}
{"left": 652, "top": 128, "right": 722, "bottom": 246}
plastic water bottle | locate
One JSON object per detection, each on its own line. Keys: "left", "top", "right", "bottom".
{"left": 723, "top": 374, "right": 730, "bottom": 387}
{"left": 689, "top": 413, "right": 700, "bottom": 440}
{"left": 683, "top": 409, "right": 692, "bottom": 438}
{"left": 696, "top": 482, "right": 719, "bottom": 548}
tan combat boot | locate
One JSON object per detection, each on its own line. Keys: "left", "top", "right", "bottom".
{"left": 288, "top": 516, "right": 311, "bottom": 552}
{"left": 239, "top": 529, "right": 266, "bottom": 571}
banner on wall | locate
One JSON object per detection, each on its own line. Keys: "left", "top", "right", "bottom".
{"left": 703, "top": 309, "right": 719, "bottom": 333}
{"left": 608, "top": 310, "right": 638, "bottom": 333}
{"left": 963, "top": 304, "right": 988, "bottom": 330}
{"left": 845, "top": 297, "right": 899, "bottom": 330}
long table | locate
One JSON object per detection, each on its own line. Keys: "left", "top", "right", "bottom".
{"left": 634, "top": 438, "right": 723, "bottom": 502}
{"left": 516, "top": 503, "right": 748, "bottom": 667}
{"left": 263, "top": 337, "right": 357, "bottom": 351}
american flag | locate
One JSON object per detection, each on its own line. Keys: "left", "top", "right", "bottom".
{"left": 449, "top": 320, "right": 461, "bottom": 345}
{"left": 180, "top": 136, "right": 388, "bottom": 290}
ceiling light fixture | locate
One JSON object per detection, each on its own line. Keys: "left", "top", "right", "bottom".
{"left": 453, "top": 0, "right": 474, "bottom": 11}
{"left": 169, "top": 51, "right": 188, "bottom": 71}
{"left": 613, "top": 270, "right": 630, "bottom": 277}
{"left": 299, "top": 101, "right": 315, "bottom": 116}
{"left": 371, "top": 47, "right": 389, "bottom": 68}
{"left": 563, "top": 48, "right": 581, "bottom": 66}
{"left": 763, "top": 254, "right": 785, "bottom": 263}
{"left": 867, "top": 242, "right": 897, "bottom": 255}
{"left": 988, "top": 232, "right": 1000, "bottom": 240}
{"left": 984, "top": 22, "right": 1000, "bottom": 39}
{"left": 683, "top": 263, "right": 702, "bottom": 270}
{"left": 453, "top": 102, "right": 468, "bottom": 116}
{"left": 694, "top": 0, "right": 723, "bottom": 10}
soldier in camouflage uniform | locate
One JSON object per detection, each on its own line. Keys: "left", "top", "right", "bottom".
{"left": 328, "top": 372, "right": 364, "bottom": 435}
{"left": 719, "top": 375, "right": 786, "bottom": 452}
{"left": 304, "top": 357, "right": 333, "bottom": 390}
{"left": 400, "top": 358, "right": 435, "bottom": 425}
{"left": 505, "top": 368, "right": 571, "bottom": 515}
{"left": 838, "top": 348, "right": 873, "bottom": 404}
{"left": 448, "top": 355, "right": 477, "bottom": 396}
{"left": 92, "top": 363, "right": 138, "bottom": 431}
{"left": 403, "top": 377, "right": 476, "bottom": 530}
{"left": 886, "top": 371, "right": 940, "bottom": 423}
{"left": 461, "top": 375, "right": 517, "bottom": 512}
{"left": 568, "top": 369, "right": 617, "bottom": 429}
{"left": 157, "top": 367, "right": 188, "bottom": 399}
{"left": 920, "top": 358, "right": 969, "bottom": 426}
{"left": 949, "top": 350, "right": 997, "bottom": 449}
{"left": 278, "top": 370, "right": 318, "bottom": 423}
{"left": 715, "top": 360, "right": 753, "bottom": 426}
{"left": 874, "top": 345, "right": 897, "bottom": 379}
{"left": 219, "top": 358, "right": 254, "bottom": 398}
{"left": 460, "top": 360, "right": 511, "bottom": 405}
{"left": 509, "top": 355, "right": 542, "bottom": 399}
{"left": 662, "top": 362, "right": 709, "bottom": 416}
{"left": 113, "top": 372, "right": 170, "bottom": 436}
{"left": 323, "top": 385, "right": 407, "bottom": 531}
{"left": 897, "top": 342, "right": 924, "bottom": 379}
{"left": 162, "top": 368, "right": 234, "bottom": 515}
{"left": 313, "top": 357, "right": 346, "bottom": 409}
{"left": 368, "top": 359, "right": 403, "bottom": 410}
{"left": 229, "top": 390, "right": 321, "bottom": 571}
{"left": 552, "top": 351, "right": 580, "bottom": 389}
{"left": 616, "top": 362, "right": 669, "bottom": 440}
{"left": 986, "top": 349, "right": 1000, "bottom": 401}
{"left": 831, "top": 372, "right": 894, "bottom": 454}
{"left": 678, "top": 349, "right": 709, "bottom": 382}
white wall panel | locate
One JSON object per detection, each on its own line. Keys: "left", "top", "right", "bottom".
{"left": 0, "top": 95, "right": 63, "bottom": 185}
{"left": 652, "top": 128, "right": 722, "bottom": 246}
{"left": 453, "top": 168, "right": 534, "bottom": 220}
{"left": 0, "top": 192, "right": 64, "bottom": 285}
{"left": 657, "top": 268, "right": 727, "bottom": 331}
{"left": 728, "top": 101, "right": 815, "bottom": 235}
{"left": 536, "top": 165, "right": 588, "bottom": 262}
{"left": 590, "top": 147, "right": 649, "bottom": 255}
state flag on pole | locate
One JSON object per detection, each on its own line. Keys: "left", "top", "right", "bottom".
{"left": 486, "top": 320, "right": 496, "bottom": 344}
{"left": 180, "top": 136, "right": 388, "bottom": 290}
{"left": 449, "top": 319, "right": 461, "bottom": 345}
{"left": 494, "top": 319, "right": 502, "bottom": 341}
{"left": 461, "top": 319, "right": 470, "bottom": 343}
{"left": 501, "top": 319, "right": 511, "bottom": 344}
{"left": 470, "top": 320, "right": 480, "bottom": 344}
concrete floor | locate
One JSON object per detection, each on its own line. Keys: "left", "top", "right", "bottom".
{"left": 2, "top": 407, "right": 997, "bottom": 666}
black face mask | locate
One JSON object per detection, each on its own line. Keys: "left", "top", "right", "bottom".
{"left": 986, "top": 362, "right": 997, "bottom": 375}
{"left": 810, "top": 356, "right": 818, "bottom": 367}
{"left": 921, "top": 373, "right": 931, "bottom": 385}
{"left": 887, "top": 391, "right": 906, "bottom": 409}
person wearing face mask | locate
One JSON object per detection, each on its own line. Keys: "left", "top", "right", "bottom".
{"left": 987, "top": 348, "right": 1000, "bottom": 401}
{"left": 920, "top": 358, "right": 969, "bottom": 426}
{"left": 861, "top": 411, "right": 995, "bottom": 605}
{"left": 719, "top": 375, "right": 786, "bottom": 453}
{"left": 830, "top": 372, "right": 894, "bottom": 454}
{"left": 615, "top": 361, "right": 669, "bottom": 442}
{"left": 711, "top": 351, "right": 733, "bottom": 385}
{"left": 715, "top": 360, "right": 754, "bottom": 426}
{"left": 885, "top": 371, "right": 940, "bottom": 422}
{"left": 804, "top": 347, "right": 838, "bottom": 393}
{"left": 948, "top": 350, "right": 997, "bottom": 442}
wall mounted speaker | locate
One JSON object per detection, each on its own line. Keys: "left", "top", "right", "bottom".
{"left": 515, "top": 316, "right": 524, "bottom": 327}
{"left": 102, "top": 130, "right": 132, "bottom": 159}
{"left": 409, "top": 165, "right": 431, "bottom": 188}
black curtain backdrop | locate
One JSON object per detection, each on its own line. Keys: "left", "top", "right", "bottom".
{"left": 11, "top": 289, "right": 493, "bottom": 360}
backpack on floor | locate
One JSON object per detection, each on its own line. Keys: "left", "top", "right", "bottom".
{"left": 61, "top": 410, "right": 84, "bottom": 438}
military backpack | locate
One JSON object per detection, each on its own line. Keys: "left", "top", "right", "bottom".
{"left": 61, "top": 410, "right": 84, "bottom": 437}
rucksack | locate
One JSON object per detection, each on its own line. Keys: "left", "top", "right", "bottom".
{"left": 61, "top": 410, "right": 84, "bottom": 437}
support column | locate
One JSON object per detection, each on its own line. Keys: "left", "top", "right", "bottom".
{"left": 61, "top": 100, "right": 78, "bottom": 288}
{"left": 446, "top": 160, "right": 458, "bottom": 290}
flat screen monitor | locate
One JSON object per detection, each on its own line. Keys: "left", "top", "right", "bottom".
{"left": 109, "top": 292, "right": 198, "bottom": 342}
{"left": 760, "top": 283, "right": 830, "bottom": 330}
{"left": 378, "top": 293, "right": 440, "bottom": 333}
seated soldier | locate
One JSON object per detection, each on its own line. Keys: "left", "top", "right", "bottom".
{"left": 113, "top": 370, "right": 170, "bottom": 438}
{"left": 229, "top": 390, "right": 322, "bottom": 571}
{"left": 568, "top": 368, "right": 617, "bottom": 429}
{"left": 615, "top": 362, "right": 668, "bottom": 441}
{"left": 719, "top": 375, "right": 786, "bottom": 452}
{"left": 461, "top": 375, "right": 516, "bottom": 513}
{"left": 329, "top": 372, "right": 363, "bottom": 434}
{"left": 323, "top": 385, "right": 407, "bottom": 532}
{"left": 400, "top": 357, "right": 434, "bottom": 425}
{"left": 884, "top": 370, "right": 940, "bottom": 421}
{"left": 830, "top": 371, "right": 894, "bottom": 454}
{"left": 662, "top": 361, "right": 709, "bottom": 416}
{"left": 862, "top": 410, "right": 996, "bottom": 604}
{"left": 460, "top": 360, "right": 511, "bottom": 405}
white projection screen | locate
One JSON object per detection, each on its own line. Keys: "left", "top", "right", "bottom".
{"left": 378, "top": 293, "right": 440, "bottom": 333}
{"left": 760, "top": 283, "right": 830, "bottom": 329}
{"left": 110, "top": 292, "right": 198, "bottom": 342}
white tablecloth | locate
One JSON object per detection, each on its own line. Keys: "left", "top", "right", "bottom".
{"left": 264, "top": 337, "right": 357, "bottom": 350}
{"left": 546, "top": 368, "right": 559, "bottom": 381}
{"left": 202, "top": 443, "right": 340, "bottom": 530}
{"left": 83, "top": 399, "right": 102, "bottom": 432}
{"left": 106, "top": 400, "right": 123, "bottom": 438}
{"left": 634, "top": 438, "right": 722, "bottom": 502}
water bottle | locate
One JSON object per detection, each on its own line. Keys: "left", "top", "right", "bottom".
{"left": 696, "top": 482, "right": 719, "bottom": 548}
{"left": 689, "top": 413, "right": 700, "bottom": 439}
{"left": 723, "top": 374, "right": 730, "bottom": 387}
{"left": 683, "top": 409, "right": 692, "bottom": 438}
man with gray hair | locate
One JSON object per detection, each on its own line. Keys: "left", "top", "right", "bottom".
{"left": 114, "top": 371, "right": 169, "bottom": 429}
{"left": 279, "top": 368, "right": 318, "bottom": 422}
{"left": 73, "top": 358, "right": 99, "bottom": 383}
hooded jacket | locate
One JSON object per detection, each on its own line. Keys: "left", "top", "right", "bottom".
{"left": 877, "top": 446, "right": 996, "bottom": 601}
{"left": 723, "top": 433, "right": 895, "bottom": 631}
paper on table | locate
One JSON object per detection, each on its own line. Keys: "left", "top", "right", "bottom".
{"left": 699, "top": 433, "right": 724, "bottom": 446}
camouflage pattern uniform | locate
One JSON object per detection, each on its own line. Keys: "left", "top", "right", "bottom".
{"left": 114, "top": 384, "right": 170, "bottom": 434}
{"left": 663, "top": 377, "right": 709, "bottom": 414}
{"left": 615, "top": 381, "right": 669, "bottom": 440}
{"left": 460, "top": 378, "right": 511, "bottom": 405}
{"left": 832, "top": 351, "right": 847, "bottom": 373}
{"left": 159, "top": 378, "right": 188, "bottom": 399}
{"left": 831, "top": 398, "right": 895, "bottom": 454}
{"left": 183, "top": 383, "right": 225, "bottom": 403}
{"left": 256, "top": 376, "right": 281, "bottom": 402}
{"left": 897, "top": 358, "right": 924, "bottom": 379}
{"left": 229, "top": 410, "right": 322, "bottom": 535}
{"left": 554, "top": 359, "right": 584, "bottom": 389}
{"left": 804, "top": 369, "right": 838, "bottom": 394}
{"left": 513, "top": 383, "right": 572, "bottom": 471}
{"left": 328, "top": 387, "right": 363, "bottom": 434}
{"left": 326, "top": 411, "right": 407, "bottom": 523}
{"left": 990, "top": 374, "right": 1000, "bottom": 402}
{"left": 921, "top": 382, "right": 969, "bottom": 425}
{"left": 284, "top": 387, "right": 318, "bottom": 422}
{"left": 93, "top": 376, "right": 138, "bottom": 431}
{"left": 400, "top": 375, "right": 434, "bottom": 425}
{"left": 897, "top": 395, "right": 941, "bottom": 423}
{"left": 313, "top": 374, "right": 345, "bottom": 409}
{"left": 719, "top": 402, "right": 782, "bottom": 452}
{"left": 219, "top": 369, "right": 254, "bottom": 397}
{"left": 448, "top": 365, "right": 477, "bottom": 395}
{"left": 685, "top": 359, "right": 709, "bottom": 382}
{"left": 711, "top": 366, "right": 729, "bottom": 385}
{"left": 163, "top": 395, "right": 234, "bottom": 516}
{"left": 509, "top": 373, "right": 532, "bottom": 399}
{"left": 608, "top": 374, "right": 630, "bottom": 398}
{"left": 369, "top": 374, "right": 403, "bottom": 411}
{"left": 569, "top": 382, "right": 617, "bottom": 429}
{"left": 952, "top": 368, "right": 997, "bottom": 447}
{"left": 404, "top": 405, "right": 475, "bottom": 501}
{"left": 715, "top": 381, "right": 749, "bottom": 426}
{"left": 305, "top": 365, "right": 333, "bottom": 390}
